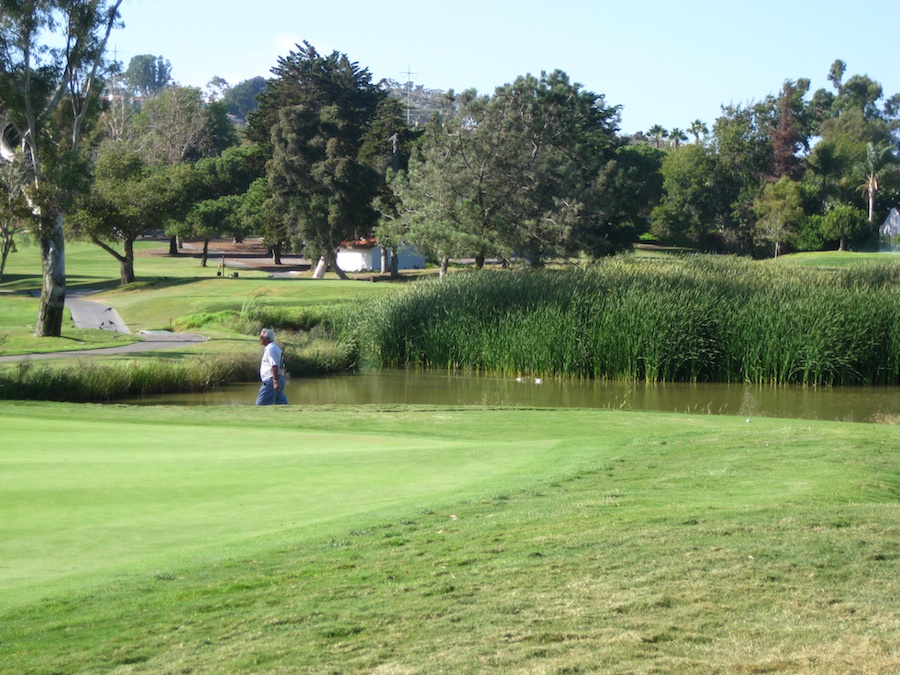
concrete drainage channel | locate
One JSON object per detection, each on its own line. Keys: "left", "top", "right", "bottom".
{"left": 0, "top": 292, "right": 207, "bottom": 363}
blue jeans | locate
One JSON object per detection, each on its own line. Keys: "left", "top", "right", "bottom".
{"left": 256, "top": 376, "right": 288, "bottom": 405}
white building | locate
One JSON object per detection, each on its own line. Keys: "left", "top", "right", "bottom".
{"left": 336, "top": 239, "right": 426, "bottom": 273}
{"left": 880, "top": 208, "right": 900, "bottom": 239}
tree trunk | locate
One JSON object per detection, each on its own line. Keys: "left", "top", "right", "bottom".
{"left": 0, "top": 233, "right": 14, "bottom": 282}
{"left": 271, "top": 240, "right": 282, "bottom": 265}
{"left": 474, "top": 252, "right": 485, "bottom": 270}
{"left": 121, "top": 239, "right": 136, "bottom": 285}
{"left": 439, "top": 254, "right": 450, "bottom": 279}
{"left": 312, "top": 256, "right": 327, "bottom": 278}
{"left": 380, "top": 246, "right": 389, "bottom": 275}
{"left": 168, "top": 235, "right": 179, "bottom": 255}
{"left": 35, "top": 213, "right": 66, "bottom": 337}
{"left": 389, "top": 247, "right": 399, "bottom": 278}
{"left": 200, "top": 238, "right": 210, "bottom": 267}
{"left": 324, "top": 249, "right": 349, "bottom": 280}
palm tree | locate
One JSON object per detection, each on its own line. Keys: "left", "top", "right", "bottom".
{"left": 689, "top": 119, "right": 708, "bottom": 144}
{"left": 669, "top": 128, "right": 688, "bottom": 149}
{"left": 856, "top": 142, "right": 900, "bottom": 229}
{"left": 647, "top": 124, "right": 668, "bottom": 149}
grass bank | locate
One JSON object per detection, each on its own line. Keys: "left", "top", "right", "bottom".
{"left": 0, "top": 240, "right": 397, "bottom": 398}
{"left": 1, "top": 402, "right": 897, "bottom": 672}
{"left": 362, "top": 255, "right": 900, "bottom": 385}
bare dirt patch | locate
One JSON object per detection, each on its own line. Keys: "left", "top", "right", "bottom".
{"left": 142, "top": 237, "right": 311, "bottom": 274}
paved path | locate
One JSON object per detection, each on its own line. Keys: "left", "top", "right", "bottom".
{"left": 0, "top": 292, "right": 207, "bottom": 363}
{"left": 66, "top": 290, "right": 131, "bottom": 334}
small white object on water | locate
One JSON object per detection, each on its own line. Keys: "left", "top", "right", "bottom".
{"left": 515, "top": 377, "right": 524, "bottom": 382}
{"left": 534, "top": 378, "right": 543, "bottom": 384}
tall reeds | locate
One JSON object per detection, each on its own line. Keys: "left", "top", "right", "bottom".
{"left": 0, "top": 352, "right": 259, "bottom": 403}
{"left": 360, "top": 256, "right": 900, "bottom": 385}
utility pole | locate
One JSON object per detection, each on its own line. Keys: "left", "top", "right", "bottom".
{"left": 402, "top": 66, "right": 417, "bottom": 125}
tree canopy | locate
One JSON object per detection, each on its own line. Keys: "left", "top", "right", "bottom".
{"left": 0, "top": 0, "right": 124, "bottom": 335}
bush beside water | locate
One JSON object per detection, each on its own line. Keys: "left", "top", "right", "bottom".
{"left": 360, "top": 256, "right": 900, "bottom": 385}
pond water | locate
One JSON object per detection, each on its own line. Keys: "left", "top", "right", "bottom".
{"left": 122, "top": 369, "right": 900, "bottom": 424}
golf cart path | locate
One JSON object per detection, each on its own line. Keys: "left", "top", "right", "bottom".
{"left": 0, "top": 292, "right": 207, "bottom": 363}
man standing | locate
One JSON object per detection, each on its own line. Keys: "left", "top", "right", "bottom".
{"left": 256, "top": 328, "right": 288, "bottom": 405}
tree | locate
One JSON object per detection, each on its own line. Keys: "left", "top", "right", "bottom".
{"left": 124, "top": 54, "right": 172, "bottom": 97}
{"left": 689, "top": 119, "right": 708, "bottom": 144}
{"left": 0, "top": 158, "right": 29, "bottom": 281}
{"left": 651, "top": 143, "right": 725, "bottom": 247}
{"left": 820, "top": 202, "right": 867, "bottom": 251}
{"left": 712, "top": 103, "right": 774, "bottom": 251}
{"left": 669, "top": 128, "right": 687, "bottom": 149}
{"left": 0, "top": 0, "right": 124, "bottom": 336}
{"left": 238, "top": 177, "right": 286, "bottom": 263}
{"left": 137, "top": 86, "right": 237, "bottom": 165}
{"left": 180, "top": 144, "right": 267, "bottom": 265}
{"left": 222, "top": 76, "right": 267, "bottom": 120}
{"left": 768, "top": 80, "right": 812, "bottom": 180}
{"left": 647, "top": 124, "right": 668, "bottom": 149}
{"left": 135, "top": 85, "right": 238, "bottom": 254}
{"left": 70, "top": 144, "right": 195, "bottom": 284}
{"left": 752, "top": 177, "right": 805, "bottom": 258}
{"left": 360, "top": 97, "right": 418, "bottom": 276}
{"left": 855, "top": 142, "right": 900, "bottom": 228}
{"left": 379, "top": 148, "right": 465, "bottom": 278}
{"left": 586, "top": 143, "right": 663, "bottom": 249}
{"left": 254, "top": 42, "right": 386, "bottom": 278}
{"left": 389, "top": 72, "right": 622, "bottom": 268}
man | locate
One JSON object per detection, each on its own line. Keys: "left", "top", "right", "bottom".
{"left": 256, "top": 328, "right": 288, "bottom": 405}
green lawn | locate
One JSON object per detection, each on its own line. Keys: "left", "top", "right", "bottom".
{"left": 2, "top": 244, "right": 899, "bottom": 671}
{"left": 0, "top": 240, "right": 400, "bottom": 355}
{"left": 1, "top": 401, "right": 897, "bottom": 673}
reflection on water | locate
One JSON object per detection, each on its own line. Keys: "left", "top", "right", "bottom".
{"left": 122, "top": 369, "right": 900, "bottom": 423}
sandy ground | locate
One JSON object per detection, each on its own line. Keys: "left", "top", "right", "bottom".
{"left": 168, "top": 238, "right": 312, "bottom": 275}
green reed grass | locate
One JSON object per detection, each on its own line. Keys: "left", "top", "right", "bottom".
{"left": 360, "top": 256, "right": 900, "bottom": 385}
{"left": 0, "top": 352, "right": 260, "bottom": 402}
{"left": 0, "top": 329, "right": 357, "bottom": 402}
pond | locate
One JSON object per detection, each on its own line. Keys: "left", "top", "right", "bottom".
{"left": 122, "top": 369, "right": 900, "bottom": 424}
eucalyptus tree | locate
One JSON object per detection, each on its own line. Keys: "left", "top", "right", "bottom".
{"left": 134, "top": 85, "right": 238, "bottom": 254}
{"left": 0, "top": 159, "right": 29, "bottom": 281}
{"left": 137, "top": 86, "right": 237, "bottom": 165}
{"left": 0, "top": 0, "right": 124, "bottom": 336}
{"left": 123, "top": 54, "right": 172, "bottom": 97}
{"left": 250, "top": 42, "right": 386, "bottom": 278}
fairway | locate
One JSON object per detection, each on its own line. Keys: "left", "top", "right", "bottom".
{"left": 1, "top": 402, "right": 598, "bottom": 607}
{"left": 2, "top": 401, "right": 898, "bottom": 672}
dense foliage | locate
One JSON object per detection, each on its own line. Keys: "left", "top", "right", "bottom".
{"left": 650, "top": 63, "right": 900, "bottom": 256}
{"left": 361, "top": 257, "right": 900, "bottom": 385}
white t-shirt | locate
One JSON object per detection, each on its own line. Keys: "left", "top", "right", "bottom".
{"left": 260, "top": 342, "right": 283, "bottom": 382}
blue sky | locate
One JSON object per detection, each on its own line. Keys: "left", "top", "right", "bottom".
{"left": 114, "top": 0, "right": 900, "bottom": 134}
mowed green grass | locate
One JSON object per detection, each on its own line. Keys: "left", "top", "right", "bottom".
{"left": 0, "top": 240, "right": 398, "bottom": 354}
{"left": 1, "top": 401, "right": 898, "bottom": 673}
